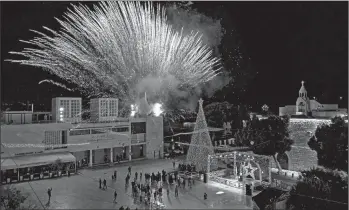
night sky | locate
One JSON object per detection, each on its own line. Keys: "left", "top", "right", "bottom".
{"left": 1, "top": 1, "right": 348, "bottom": 112}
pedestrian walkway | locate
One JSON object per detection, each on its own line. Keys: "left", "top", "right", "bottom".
{"left": 9, "top": 158, "right": 250, "bottom": 209}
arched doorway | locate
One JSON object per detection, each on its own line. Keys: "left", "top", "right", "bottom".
{"left": 277, "top": 153, "right": 289, "bottom": 170}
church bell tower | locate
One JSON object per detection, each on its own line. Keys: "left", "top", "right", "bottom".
{"left": 296, "top": 81, "right": 310, "bottom": 115}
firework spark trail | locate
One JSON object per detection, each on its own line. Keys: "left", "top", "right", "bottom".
{"left": 6, "top": 2, "right": 221, "bottom": 107}
{"left": 38, "top": 79, "right": 74, "bottom": 91}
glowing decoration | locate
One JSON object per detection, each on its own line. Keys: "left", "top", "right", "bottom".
{"left": 130, "top": 104, "right": 138, "bottom": 117}
{"left": 262, "top": 104, "right": 269, "bottom": 112}
{"left": 243, "top": 161, "right": 257, "bottom": 180}
{"left": 59, "top": 107, "right": 64, "bottom": 111}
{"left": 6, "top": 1, "right": 221, "bottom": 107}
{"left": 208, "top": 151, "right": 272, "bottom": 189}
{"left": 216, "top": 191, "right": 224, "bottom": 195}
{"left": 186, "top": 98, "right": 215, "bottom": 172}
{"left": 152, "top": 103, "right": 163, "bottom": 117}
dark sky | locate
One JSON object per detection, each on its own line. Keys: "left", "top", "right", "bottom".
{"left": 1, "top": 1, "right": 348, "bottom": 112}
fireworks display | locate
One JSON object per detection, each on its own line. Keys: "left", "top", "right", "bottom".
{"left": 6, "top": 1, "right": 222, "bottom": 111}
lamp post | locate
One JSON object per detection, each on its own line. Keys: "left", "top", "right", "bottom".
{"left": 59, "top": 107, "right": 64, "bottom": 122}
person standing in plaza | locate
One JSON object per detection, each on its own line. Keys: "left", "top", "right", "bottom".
{"left": 114, "top": 170, "right": 117, "bottom": 180}
{"left": 128, "top": 166, "right": 131, "bottom": 175}
{"left": 173, "top": 160, "right": 175, "bottom": 169}
{"left": 114, "top": 190, "right": 117, "bottom": 203}
{"left": 99, "top": 178, "right": 102, "bottom": 189}
{"left": 103, "top": 179, "right": 107, "bottom": 190}
{"left": 47, "top": 187, "right": 52, "bottom": 202}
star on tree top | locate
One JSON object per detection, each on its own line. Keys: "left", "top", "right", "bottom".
{"left": 198, "top": 98, "right": 204, "bottom": 106}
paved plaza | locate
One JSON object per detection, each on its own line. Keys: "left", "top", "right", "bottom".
{"left": 10, "top": 159, "right": 251, "bottom": 209}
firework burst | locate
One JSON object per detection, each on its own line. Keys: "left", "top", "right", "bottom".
{"left": 6, "top": 1, "right": 221, "bottom": 111}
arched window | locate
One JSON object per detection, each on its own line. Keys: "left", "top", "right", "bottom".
{"left": 298, "top": 102, "right": 305, "bottom": 112}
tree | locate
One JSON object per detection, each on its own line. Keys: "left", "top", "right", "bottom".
{"left": 308, "top": 116, "right": 348, "bottom": 172}
{"left": 204, "top": 102, "right": 234, "bottom": 127}
{"left": 186, "top": 99, "right": 215, "bottom": 172}
{"left": 286, "top": 167, "right": 348, "bottom": 210}
{"left": 0, "top": 186, "right": 36, "bottom": 210}
{"left": 204, "top": 101, "right": 250, "bottom": 129}
{"left": 235, "top": 115, "right": 294, "bottom": 172}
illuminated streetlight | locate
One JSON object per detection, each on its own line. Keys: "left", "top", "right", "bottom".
{"left": 59, "top": 107, "right": 64, "bottom": 111}
{"left": 340, "top": 96, "right": 343, "bottom": 100}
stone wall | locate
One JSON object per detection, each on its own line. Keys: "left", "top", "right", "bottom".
{"left": 271, "top": 119, "right": 331, "bottom": 172}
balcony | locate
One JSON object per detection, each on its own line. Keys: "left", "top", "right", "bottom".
{"left": 131, "top": 133, "right": 146, "bottom": 144}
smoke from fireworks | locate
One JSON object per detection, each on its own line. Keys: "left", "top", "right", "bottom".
{"left": 6, "top": 1, "right": 222, "bottom": 115}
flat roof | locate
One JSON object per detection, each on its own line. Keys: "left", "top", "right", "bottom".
{"left": 2, "top": 111, "right": 33, "bottom": 114}
{"left": 53, "top": 97, "right": 82, "bottom": 100}
{"left": 1, "top": 152, "right": 76, "bottom": 170}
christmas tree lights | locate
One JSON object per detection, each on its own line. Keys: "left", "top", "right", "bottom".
{"left": 186, "top": 98, "right": 215, "bottom": 172}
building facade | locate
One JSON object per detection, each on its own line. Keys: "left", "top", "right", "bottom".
{"left": 1, "top": 96, "right": 163, "bottom": 184}
{"left": 1, "top": 116, "right": 163, "bottom": 171}
{"left": 90, "top": 98, "right": 119, "bottom": 122}
{"left": 279, "top": 81, "right": 347, "bottom": 118}
{"left": 2, "top": 111, "right": 33, "bottom": 124}
{"left": 52, "top": 97, "right": 82, "bottom": 123}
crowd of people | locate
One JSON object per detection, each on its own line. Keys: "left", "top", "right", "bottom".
{"left": 177, "top": 163, "right": 196, "bottom": 173}
{"left": 44, "top": 159, "right": 207, "bottom": 210}
{"left": 124, "top": 166, "right": 167, "bottom": 208}
{"left": 92, "top": 160, "right": 205, "bottom": 210}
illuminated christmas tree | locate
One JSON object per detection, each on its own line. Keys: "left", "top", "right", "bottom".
{"left": 186, "top": 98, "right": 215, "bottom": 172}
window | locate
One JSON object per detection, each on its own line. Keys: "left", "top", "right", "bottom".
{"left": 91, "top": 128, "right": 110, "bottom": 134}
{"left": 109, "top": 100, "right": 118, "bottom": 117}
{"left": 112, "top": 127, "right": 129, "bottom": 132}
{"left": 71, "top": 100, "right": 81, "bottom": 118}
{"left": 131, "top": 122, "right": 146, "bottom": 134}
{"left": 69, "top": 129, "right": 91, "bottom": 136}
{"left": 59, "top": 100, "right": 70, "bottom": 118}
{"left": 100, "top": 100, "right": 108, "bottom": 117}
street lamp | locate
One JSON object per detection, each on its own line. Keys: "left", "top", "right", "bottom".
{"left": 59, "top": 107, "right": 64, "bottom": 122}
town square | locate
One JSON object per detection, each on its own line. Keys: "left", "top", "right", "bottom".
{"left": 1, "top": 1, "right": 348, "bottom": 210}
